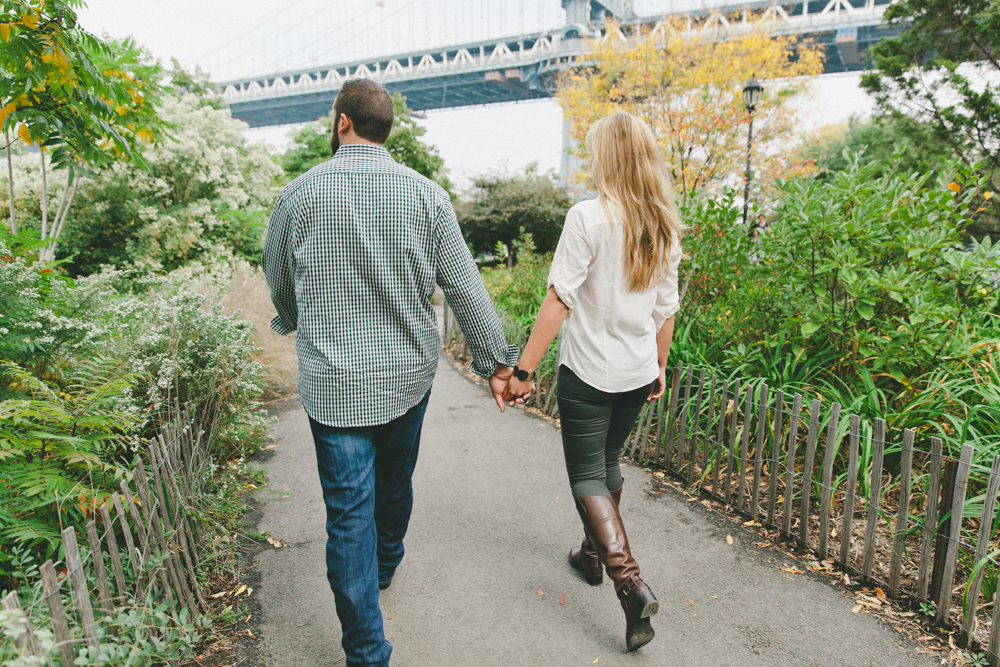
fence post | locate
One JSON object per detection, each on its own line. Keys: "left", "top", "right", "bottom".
{"left": 919, "top": 437, "right": 944, "bottom": 601}
{"left": 765, "top": 389, "right": 786, "bottom": 527}
{"left": 839, "top": 414, "right": 861, "bottom": 568}
{"left": 713, "top": 378, "right": 729, "bottom": 498}
{"left": 936, "top": 444, "right": 974, "bottom": 625}
{"left": 750, "top": 383, "right": 770, "bottom": 520}
{"left": 688, "top": 369, "right": 707, "bottom": 485}
{"left": 818, "top": 403, "right": 842, "bottom": 562}
{"left": 861, "top": 419, "right": 886, "bottom": 583}
{"left": 675, "top": 365, "right": 694, "bottom": 474}
{"left": 62, "top": 527, "right": 100, "bottom": 653}
{"left": 663, "top": 362, "right": 684, "bottom": 470}
{"left": 930, "top": 459, "right": 957, "bottom": 604}
{"left": 99, "top": 503, "right": 128, "bottom": 603}
{"left": 1, "top": 591, "right": 40, "bottom": 656}
{"left": 782, "top": 393, "right": 803, "bottom": 539}
{"left": 798, "top": 398, "right": 822, "bottom": 549}
{"left": 701, "top": 376, "right": 717, "bottom": 492}
{"left": 889, "top": 429, "right": 915, "bottom": 599}
{"left": 736, "top": 383, "right": 755, "bottom": 513}
{"left": 40, "top": 560, "right": 76, "bottom": 667}
{"left": 650, "top": 392, "right": 667, "bottom": 466}
{"left": 84, "top": 520, "right": 115, "bottom": 616}
{"left": 724, "top": 377, "right": 741, "bottom": 502}
{"left": 964, "top": 454, "right": 1000, "bottom": 647}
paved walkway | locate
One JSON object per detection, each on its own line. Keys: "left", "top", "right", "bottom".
{"left": 238, "top": 358, "right": 936, "bottom": 667}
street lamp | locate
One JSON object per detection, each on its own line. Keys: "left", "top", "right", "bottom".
{"left": 742, "top": 75, "right": 764, "bottom": 227}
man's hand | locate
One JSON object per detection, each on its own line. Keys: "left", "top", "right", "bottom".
{"left": 490, "top": 365, "right": 515, "bottom": 412}
{"left": 647, "top": 366, "right": 667, "bottom": 403}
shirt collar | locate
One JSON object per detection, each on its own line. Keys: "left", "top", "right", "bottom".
{"left": 332, "top": 143, "right": 393, "bottom": 161}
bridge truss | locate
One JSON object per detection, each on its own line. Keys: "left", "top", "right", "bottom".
{"left": 222, "top": 0, "right": 899, "bottom": 128}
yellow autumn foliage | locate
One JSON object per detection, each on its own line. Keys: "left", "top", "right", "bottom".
{"left": 558, "top": 17, "right": 825, "bottom": 197}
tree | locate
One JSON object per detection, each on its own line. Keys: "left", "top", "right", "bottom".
{"left": 0, "top": 0, "right": 164, "bottom": 259}
{"left": 799, "top": 115, "right": 956, "bottom": 183}
{"left": 860, "top": 0, "right": 1000, "bottom": 225}
{"left": 558, "top": 18, "right": 824, "bottom": 199}
{"left": 278, "top": 92, "right": 452, "bottom": 194}
{"left": 458, "top": 165, "right": 572, "bottom": 264}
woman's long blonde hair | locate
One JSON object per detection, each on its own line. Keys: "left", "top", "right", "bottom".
{"left": 586, "top": 112, "right": 683, "bottom": 292}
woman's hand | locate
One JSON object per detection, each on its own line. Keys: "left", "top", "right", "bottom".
{"left": 505, "top": 376, "right": 535, "bottom": 406}
{"left": 647, "top": 366, "right": 667, "bottom": 403}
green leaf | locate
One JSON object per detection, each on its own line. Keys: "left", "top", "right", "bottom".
{"left": 801, "top": 321, "right": 822, "bottom": 336}
{"left": 856, "top": 303, "right": 874, "bottom": 320}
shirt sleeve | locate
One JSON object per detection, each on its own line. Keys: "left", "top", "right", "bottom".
{"left": 652, "top": 237, "right": 684, "bottom": 330}
{"left": 261, "top": 190, "right": 299, "bottom": 336}
{"left": 546, "top": 206, "right": 591, "bottom": 311}
{"left": 434, "top": 194, "right": 520, "bottom": 377}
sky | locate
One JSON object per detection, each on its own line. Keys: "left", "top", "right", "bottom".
{"left": 76, "top": 0, "right": 876, "bottom": 191}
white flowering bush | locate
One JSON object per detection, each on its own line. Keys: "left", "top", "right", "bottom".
{"left": 1, "top": 93, "right": 282, "bottom": 276}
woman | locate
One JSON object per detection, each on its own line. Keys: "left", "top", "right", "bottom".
{"left": 505, "top": 111, "right": 683, "bottom": 652}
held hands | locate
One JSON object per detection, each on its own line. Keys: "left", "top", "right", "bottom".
{"left": 489, "top": 364, "right": 535, "bottom": 413}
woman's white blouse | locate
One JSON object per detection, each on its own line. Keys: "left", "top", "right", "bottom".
{"left": 547, "top": 198, "right": 683, "bottom": 394}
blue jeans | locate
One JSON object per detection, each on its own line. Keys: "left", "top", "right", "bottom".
{"left": 309, "top": 390, "right": 431, "bottom": 667}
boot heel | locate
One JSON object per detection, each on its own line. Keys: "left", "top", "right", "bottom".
{"left": 585, "top": 572, "right": 603, "bottom": 586}
{"left": 633, "top": 589, "right": 659, "bottom": 618}
{"left": 626, "top": 616, "right": 655, "bottom": 651}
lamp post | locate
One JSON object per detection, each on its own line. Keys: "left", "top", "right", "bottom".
{"left": 742, "top": 75, "right": 764, "bottom": 227}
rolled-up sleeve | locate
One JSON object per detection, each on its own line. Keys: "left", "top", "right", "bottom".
{"left": 262, "top": 191, "right": 299, "bottom": 335}
{"left": 434, "top": 195, "right": 519, "bottom": 377}
{"left": 652, "top": 238, "right": 684, "bottom": 330}
{"left": 547, "top": 206, "right": 591, "bottom": 311}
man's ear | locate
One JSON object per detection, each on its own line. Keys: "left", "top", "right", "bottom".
{"left": 336, "top": 113, "right": 351, "bottom": 135}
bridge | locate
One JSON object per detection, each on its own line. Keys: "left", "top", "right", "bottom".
{"left": 221, "top": 0, "right": 900, "bottom": 128}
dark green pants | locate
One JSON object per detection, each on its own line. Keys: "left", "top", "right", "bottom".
{"left": 557, "top": 365, "right": 654, "bottom": 498}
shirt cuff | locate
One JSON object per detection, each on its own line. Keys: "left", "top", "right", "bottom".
{"left": 270, "top": 315, "right": 296, "bottom": 336}
{"left": 653, "top": 303, "right": 681, "bottom": 330}
{"left": 548, "top": 280, "right": 577, "bottom": 311}
{"left": 468, "top": 344, "right": 521, "bottom": 378}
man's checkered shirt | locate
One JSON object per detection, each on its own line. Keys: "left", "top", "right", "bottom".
{"left": 262, "top": 144, "right": 519, "bottom": 428}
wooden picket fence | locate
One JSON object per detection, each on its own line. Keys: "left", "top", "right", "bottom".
{"left": 1, "top": 401, "right": 208, "bottom": 665}
{"left": 443, "top": 303, "right": 1000, "bottom": 663}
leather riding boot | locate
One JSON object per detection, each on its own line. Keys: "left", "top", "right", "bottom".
{"left": 575, "top": 495, "right": 659, "bottom": 652}
{"left": 569, "top": 486, "right": 623, "bottom": 585}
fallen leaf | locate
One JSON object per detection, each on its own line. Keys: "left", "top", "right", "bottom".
{"left": 830, "top": 529, "right": 838, "bottom": 538}
{"left": 754, "top": 541, "right": 770, "bottom": 548}
{"left": 274, "top": 541, "right": 283, "bottom": 548}
{"left": 687, "top": 599, "right": 694, "bottom": 605}
{"left": 233, "top": 585, "right": 247, "bottom": 597}
{"left": 261, "top": 445, "right": 276, "bottom": 450}
{"left": 246, "top": 587, "right": 253, "bottom": 597}
{"left": 556, "top": 495, "right": 561, "bottom": 500}
{"left": 744, "top": 520, "right": 759, "bottom": 527}
{"left": 781, "top": 567, "right": 804, "bottom": 574}
{"left": 687, "top": 498, "right": 698, "bottom": 502}
{"left": 210, "top": 591, "right": 228, "bottom": 598}
{"left": 244, "top": 483, "right": 257, "bottom": 489}
{"left": 245, "top": 629, "right": 254, "bottom": 638}
{"left": 852, "top": 604, "right": 863, "bottom": 614}
{"left": 537, "top": 589, "right": 544, "bottom": 596}
{"left": 918, "top": 635, "right": 935, "bottom": 642}
{"left": 266, "top": 537, "right": 274, "bottom": 545}
{"left": 711, "top": 596, "right": 718, "bottom": 599}
{"left": 593, "top": 660, "right": 599, "bottom": 664}
{"left": 875, "top": 588, "right": 887, "bottom": 603}
{"left": 559, "top": 591, "right": 566, "bottom": 605}
{"left": 726, "top": 535, "right": 734, "bottom": 545}
{"left": 387, "top": 612, "right": 397, "bottom": 620}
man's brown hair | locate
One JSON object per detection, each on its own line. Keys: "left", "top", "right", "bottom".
{"left": 332, "top": 79, "right": 394, "bottom": 145}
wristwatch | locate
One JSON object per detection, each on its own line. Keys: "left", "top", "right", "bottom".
{"left": 512, "top": 365, "right": 535, "bottom": 382}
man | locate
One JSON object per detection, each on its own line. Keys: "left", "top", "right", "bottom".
{"left": 262, "top": 78, "right": 520, "bottom": 666}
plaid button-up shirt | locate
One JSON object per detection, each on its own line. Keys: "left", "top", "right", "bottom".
{"left": 262, "top": 144, "right": 518, "bottom": 428}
